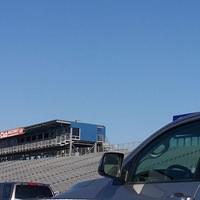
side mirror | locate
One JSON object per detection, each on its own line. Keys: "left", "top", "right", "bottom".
{"left": 98, "top": 152, "right": 124, "bottom": 178}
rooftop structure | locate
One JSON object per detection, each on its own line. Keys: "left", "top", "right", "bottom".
{"left": 0, "top": 120, "right": 106, "bottom": 161}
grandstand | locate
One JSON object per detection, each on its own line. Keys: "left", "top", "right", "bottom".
{"left": 0, "top": 120, "right": 106, "bottom": 161}
{"left": 0, "top": 120, "right": 140, "bottom": 193}
{"left": 0, "top": 152, "right": 104, "bottom": 193}
{"left": 0, "top": 142, "right": 138, "bottom": 193}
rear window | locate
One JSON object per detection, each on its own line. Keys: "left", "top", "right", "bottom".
{"left": 15, "top": 185, "right": 53, "bottom": 199}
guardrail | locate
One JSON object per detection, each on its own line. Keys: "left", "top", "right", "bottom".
{"left": 103, "top": 141, "right": 142, "bottom": 153}
{"left": 0, "top": 137, "right": 67, "bottom": 155}
{"left": 0, "top": 140, "right": 142, "bottom": 158}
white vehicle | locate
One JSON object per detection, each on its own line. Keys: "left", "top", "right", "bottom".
{"left": 0, "top": 182, "right": 54, "bottom": 199}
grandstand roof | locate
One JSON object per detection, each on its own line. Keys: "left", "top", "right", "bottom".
{"left": 0, "top": 120, "right": 71, "bottom": 140}
{"left": 25, "top": 119, "right": 71, "bottom": 131}
{"left": 0, "top": 119, "right": 105, "bottom": 141}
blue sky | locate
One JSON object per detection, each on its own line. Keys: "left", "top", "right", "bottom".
{"left": 0, "top": 1, "right": 200, "bottom": 144}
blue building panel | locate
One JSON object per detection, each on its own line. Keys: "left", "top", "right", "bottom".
{"left": 70, "top": 122, "right": 105, "bottom": 142}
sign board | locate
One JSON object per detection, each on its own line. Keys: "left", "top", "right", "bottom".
{"left": 0, "top": 128, "right": 24, "bottom": 139}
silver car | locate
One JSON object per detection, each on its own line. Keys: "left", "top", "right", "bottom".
{"left": 55, "top": 112, "right": 200, "bottom": 200}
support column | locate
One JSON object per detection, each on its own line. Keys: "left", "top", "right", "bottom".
{"left": 69, "top": 127, "right": 73, "bottom": 157}
{"left": 94, "top": 142, "right": 97, "bottom": 153}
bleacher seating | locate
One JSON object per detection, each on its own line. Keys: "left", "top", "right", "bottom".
{"left": 0, "top": 152, "right": 104, "bottom": 193}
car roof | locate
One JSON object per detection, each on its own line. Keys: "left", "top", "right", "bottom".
{"left": 0, "top": 182, "right": 50, "bottom": 186}
{"left": 172, "top": 112, "right": 200, "bottom": 122}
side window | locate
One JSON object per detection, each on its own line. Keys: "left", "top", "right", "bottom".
{"left": 131, "top": 121, "right": 200, "bottom": 183}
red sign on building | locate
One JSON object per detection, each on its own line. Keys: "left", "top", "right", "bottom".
{"left": 0, "top": 128, "right": 24, "bottom": 139}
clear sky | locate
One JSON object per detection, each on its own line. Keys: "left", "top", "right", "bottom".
{"left": 0, "top": 1, "right": 200, "bottom": 144}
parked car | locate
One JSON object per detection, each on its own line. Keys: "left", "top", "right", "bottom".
{"left": 0, "top": 182, "right": 54, "bottom": 199}
{"left": 55, "top": 112, "right": 200, "bottom": 199}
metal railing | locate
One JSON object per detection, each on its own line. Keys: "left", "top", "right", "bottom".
{"left": 0, "top": 139, "right": 142, "bottom": 158}
{"left": 0, "top": 136, "right": 67, "bottom": 155}
{"left": 103, "top": 141, "right": 142, "bottom": 153}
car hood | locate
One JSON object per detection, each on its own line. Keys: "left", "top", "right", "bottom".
{"left": 54, "top": 177, "right": 113, "bottom": 199}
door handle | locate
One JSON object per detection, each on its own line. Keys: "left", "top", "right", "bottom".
{"left": 170, "top": 192, "right": 194, "bottom": 200}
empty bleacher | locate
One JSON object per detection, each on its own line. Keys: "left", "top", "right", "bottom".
{"left": 0, "top": 152, "right": 104, "bottom": 193}
{"left": 0, "top": 142, "right": 137, "bottom": 193}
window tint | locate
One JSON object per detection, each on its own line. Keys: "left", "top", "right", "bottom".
{"left": 131, "top": 121, "right": 200, "bottom": 183}
{"left": 15, "top": 185, "right": 53, "bottom": 199}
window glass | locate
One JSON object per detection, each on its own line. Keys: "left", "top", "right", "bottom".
{"left": 97, "top": 127, "right": 104, "bottom": 134}
{"left": 15, "top": 185, "right": 53, "bottom": 199}
{"left": 65, "top": 127, "right": 70, "bottom": 133}
{"left": 38, "top": 134, "right": 42, "bottom": 140}
{"left": 21, "top": 138, "right": 24, "bottom": 143}
{"left": 50, "top": 132, "right": 55, "bottom": 138}
{"left": 32, "top": 135, "right": 36, "bottom": 141}
{"left": 131, "top": 121, "right": 200, "bottom": 183}
{"left": 26, "top": 136, "right": 31, "bottom": 142}
{"left": 72, "top": 128, "right": 80, "bottom": 137}
{"left": 44, "top": 133, "right": 49, "bottom": 139}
